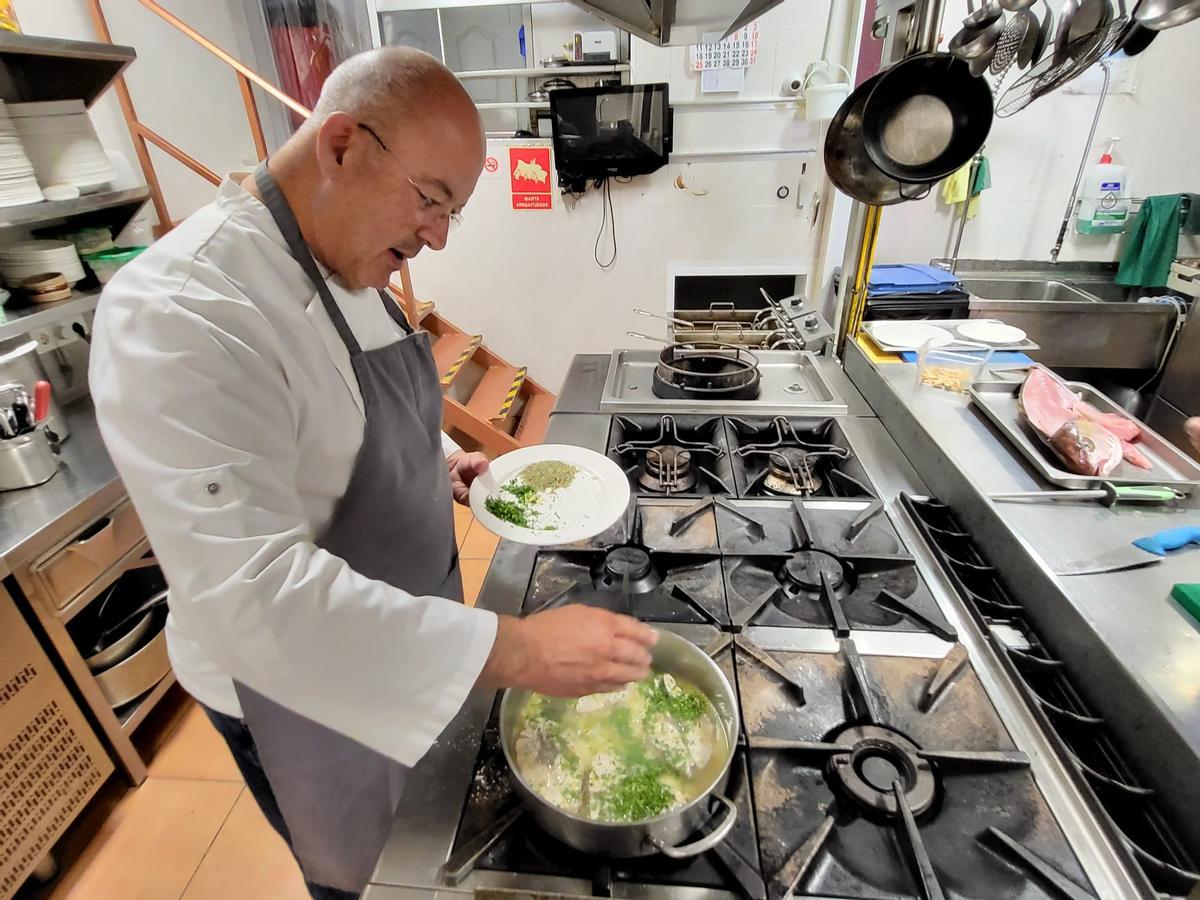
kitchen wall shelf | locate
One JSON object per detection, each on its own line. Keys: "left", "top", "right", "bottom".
{"left": 0, "top": 185, "right": 151, "bottom": 234}
{"left": 0, "top": 285, "right": 102, "bottom": 344}
{"left": 0, "top": 32, "right": 136, "bottom": 107}
{"left": 457, "top": 63, "right": 629, "bottom": 79}
{"left": 477, "top": 100, "right": 550, "bottom": 109}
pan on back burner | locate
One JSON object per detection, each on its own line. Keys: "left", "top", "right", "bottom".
{"left": 653, "top": 342, "right": 761, "bottom": 401}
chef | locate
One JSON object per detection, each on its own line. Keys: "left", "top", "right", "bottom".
{"left": 90, "top": 48, "right": 657, "bottom": 899}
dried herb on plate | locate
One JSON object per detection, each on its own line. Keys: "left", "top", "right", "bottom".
{"left": 520, "top": 461, "right": 578, "bottom": 491}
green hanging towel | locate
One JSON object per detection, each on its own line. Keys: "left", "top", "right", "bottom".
{"left": 1116, "top": 194, "right": 1184, "bottom": 288}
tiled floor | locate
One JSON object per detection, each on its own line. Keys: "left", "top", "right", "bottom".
{"left": 42, "top": 507, "right": 499, "bottom": 900}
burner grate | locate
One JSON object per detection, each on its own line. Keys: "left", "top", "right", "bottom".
{"left": 609, "top": 415, "right": 737, "bottom": 497}
{"left": 902, "top": 494, "right": 1200, "bottom": 896}
{"left": 726, "top": 416, "right": 876, "bottom": 500}
{"left": 722, "top": 501, "right": 955, "bottom": 638}
{"left": 739, "top": 637, "right": 1094, "bottom": 900}
{"left": 525, "top": 549, "right": 731, "bottom": 626}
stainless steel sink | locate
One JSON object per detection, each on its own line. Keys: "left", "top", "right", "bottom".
{"left": 961, "top": 278, "right": 1176, "bottom": 370}
{"left": 1064, "top": 281, "right": 1135, "bottom": 303}
{"left": 961, "top": 278, "right": 1101, "bottom": 302}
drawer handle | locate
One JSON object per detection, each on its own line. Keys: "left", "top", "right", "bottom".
{"left": 66, "top": 516, "right": 117, "bottom": 566}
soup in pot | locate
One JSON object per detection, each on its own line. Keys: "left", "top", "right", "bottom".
{"left": 512, "top": 672, "right": 728, "bottom": 823}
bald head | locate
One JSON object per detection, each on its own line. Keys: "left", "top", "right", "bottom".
{"left": 310, "top": 46, "right": 482, "bottom": 142}
{"left": 263, "top": 46, "right": 487, "bottom": 290}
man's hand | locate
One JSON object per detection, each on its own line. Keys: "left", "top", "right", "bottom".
{"left": 1186, "top": 417, "right": 1200, "bottom": 454}
{"left": 447, "top": 450, "right": 489, "bottom": 505}
{"left": 479, "top": 606, "right": 659, "bottom": 696}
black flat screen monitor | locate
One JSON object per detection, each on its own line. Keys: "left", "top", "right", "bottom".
{"left": 550, "top": 84, "right": 671, "bottom": 184}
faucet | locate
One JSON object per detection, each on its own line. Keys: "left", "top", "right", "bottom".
{"left": 1050, "top": 61, "right": 1111, "bottom": 264}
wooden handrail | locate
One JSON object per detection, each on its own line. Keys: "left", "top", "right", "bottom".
{"left": 133, "top": 123, "right": 220, "bottom": 185}
{"left": 87, "top": 0, "right": 171, "bottom": 227}
{"left": 89, "top": 0, "right": 311, "bottom": 228}
{"left": 237, "top": 73, "right": 270, "bottom": 162}
{"left": 136, "top": 0, "right": 312, "bottom": 120}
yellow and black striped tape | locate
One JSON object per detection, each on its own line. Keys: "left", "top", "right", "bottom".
{"left": 441, "top": 336, "right": 481, "bottom": 386}
{"left": 493, "top": 367, "right": 528, "bottom": 419}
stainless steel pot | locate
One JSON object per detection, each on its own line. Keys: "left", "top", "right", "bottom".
{"left": 499, "top": 629, "right": 740, "bottom": 858}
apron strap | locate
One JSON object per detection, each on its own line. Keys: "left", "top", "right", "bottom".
{"left": 377, "top": 289, "right": 414, "bottom": 336}
{"left": 253, "top": 162, "right": 362, "bottom": 355}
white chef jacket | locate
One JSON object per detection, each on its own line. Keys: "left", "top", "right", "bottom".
{"left": 89, "top": 176, "right": 499, "bottom": 767}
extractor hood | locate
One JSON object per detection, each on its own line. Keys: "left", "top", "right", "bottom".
{"left": 569, "top": 0, "right": 787, "bottom": 46}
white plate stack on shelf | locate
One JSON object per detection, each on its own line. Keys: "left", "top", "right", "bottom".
{"left": 0, "top": 101, "right": 45, "bottom": 208}
{"left": 9, "top": 100, "right": 117, "bottom": 195}
{"left": 0, "top": 240, "right": 86, "bottom": 288}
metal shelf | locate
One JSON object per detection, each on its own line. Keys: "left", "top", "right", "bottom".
{"left": 477, "top": 101, "right": 550, "bottom": 110}
{"left": 0, "top": 185, "right": 151, "bottom": 233}
{"left": 0, "top": 32, "right": 135, "bottom": 107}
{"left": 0, "top": 284, "right": 102, "bottom": 344}
{"left": 118, "top": 669, "right": 177, "bottom": 733}
{"left": 456, "top": 63, "right": 629, "bottom": 79}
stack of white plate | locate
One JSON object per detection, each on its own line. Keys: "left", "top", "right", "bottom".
{"left": 0, "top": 240, "right": 86, "bottom": 287}
{"left": 0, "top": 102, "right": 45, "bottom": 208}
{"left": 9, "top": 100, "right": 117, "bottom": 194}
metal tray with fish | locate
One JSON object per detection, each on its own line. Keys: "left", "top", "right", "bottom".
{"left": 969, "top": 380, "right": 1200, "bottom": 492}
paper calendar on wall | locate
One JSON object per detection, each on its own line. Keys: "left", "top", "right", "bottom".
{"left": 688, "top": 23, "right": 759, "bottom": 71}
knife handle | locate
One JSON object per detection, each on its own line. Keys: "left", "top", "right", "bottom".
{"left": 1133, "top": 526, "right": 1200, "bottom": 557}
{"left": 1109, "top": 485, "right": 1183, "bottom": 504}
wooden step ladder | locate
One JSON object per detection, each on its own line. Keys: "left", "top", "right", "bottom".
{"left": 394, "top": 262, "right": 555, "bottom": 456}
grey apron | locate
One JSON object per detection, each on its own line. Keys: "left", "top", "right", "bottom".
{"left": 235, "top": 162, "right": 463, "bottom": 894}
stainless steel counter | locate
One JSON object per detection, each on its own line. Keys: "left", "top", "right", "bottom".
{"left": 844, "top": 339, "right": 1200, "bottom": 847}
{"left": 367, "top": 351, "right": 1145, "bottom": 898}
{"left": 0, "top": 397, "right": 124, "bottom": 572}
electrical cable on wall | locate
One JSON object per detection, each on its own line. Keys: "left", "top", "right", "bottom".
{"left": 593, "top": 176, "right": 617, "bottom": 269}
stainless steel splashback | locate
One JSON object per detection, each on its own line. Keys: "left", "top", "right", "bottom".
{"left": 569, "top": 0, "right": 786, "bottom": 45}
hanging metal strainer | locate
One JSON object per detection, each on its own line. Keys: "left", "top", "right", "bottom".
{"left": 995, "top": 0, "right": 1126, "bottom": 116}
{"left": 989, "top": 13, "right": 1032, "bottom": 78}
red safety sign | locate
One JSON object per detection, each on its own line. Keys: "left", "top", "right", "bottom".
{"left": 509, "top": 147, "right": 552, "bottom": 210}
{"left": 483, "top": 156, "right": 499, "bottom": 174}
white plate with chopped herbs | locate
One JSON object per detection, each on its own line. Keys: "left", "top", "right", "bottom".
{"left": 469, "top": 444, "right": 630, "bottom": 545}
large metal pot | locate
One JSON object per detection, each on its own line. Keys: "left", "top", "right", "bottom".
{"left": 499, "top": 629, "right": 740, "bottom": 858}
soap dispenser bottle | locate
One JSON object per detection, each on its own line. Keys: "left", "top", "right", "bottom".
{"left": 1077, "top": 138, "right": 1131, "bottom": 234}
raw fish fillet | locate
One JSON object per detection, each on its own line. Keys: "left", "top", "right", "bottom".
{"left": 1019, "top": 367, "right": 1123, "bottom": 476}
{"left": 1077, "top": 400, "right": 1141, "bottom": 442}
{"left": 1047, "top": 419, "right": 1123, "bottom": 476}
{"left": 1019, "top": 368, "right": 1075, "bottom": 436}
{"left": 1120, "top": 440, "right": 1153, "bottom": 470}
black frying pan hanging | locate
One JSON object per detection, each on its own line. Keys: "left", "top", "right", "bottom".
{"left": 860, "top": 54, "right": 994, "bottom": 184}
{"left": 823, "top": 71, "right": 934, "bottom": 206}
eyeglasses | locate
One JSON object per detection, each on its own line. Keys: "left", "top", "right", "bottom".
{"left": 357, "top": 122, "right": 463, "bottom": 229}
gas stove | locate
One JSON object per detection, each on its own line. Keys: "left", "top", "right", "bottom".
{"left": 440, "top": 421, "right": 1098, "bottom": 899}
{"left": 608, "top": 414, "right": 738, "bottom": 497}
{"left": 607, "top": 415, "right": 881, "bottom": 501}
{"left": 725, "top": 416, "right": 876, "bottom": 499}
{"left": 740, "top": 630, "right": 1095, "bottom": 899}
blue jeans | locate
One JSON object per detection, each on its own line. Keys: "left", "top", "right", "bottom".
{"left": 199, "top": 704, "right": 359, "bottom": 900}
